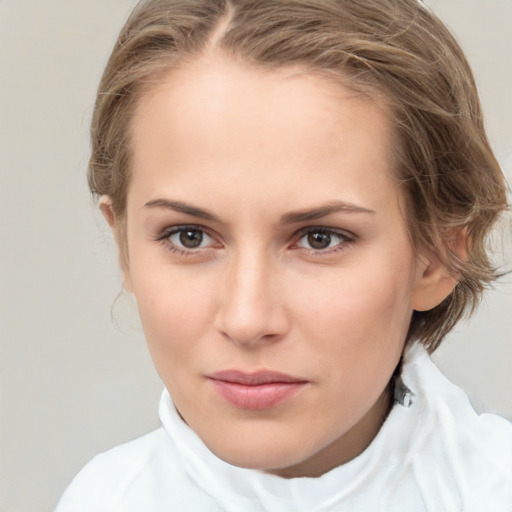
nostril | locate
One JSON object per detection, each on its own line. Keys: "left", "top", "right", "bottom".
{"left": 216, "top": 302, "right": 289, "bottom": 347}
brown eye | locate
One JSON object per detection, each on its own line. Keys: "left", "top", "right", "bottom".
{"left": 165, "top": 227, "right": 216, "bottom": 251}
{"left": 296, "top": 229, "right": 352, "bottom": 252}
{"left": 179, "top": 229, "right": 203, "bottom": 248}
{"left": 307, "top": 232, "right": 331, "bottom": 249}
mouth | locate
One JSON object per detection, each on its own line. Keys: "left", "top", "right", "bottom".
{"left": 207, "top": 370, "right": 309, "bottom": 410}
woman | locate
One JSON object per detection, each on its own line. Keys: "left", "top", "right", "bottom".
{"left": 56, "top": 0, "right": 512, "bottom": 510}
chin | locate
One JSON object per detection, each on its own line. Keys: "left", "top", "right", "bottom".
{"left": 201, "top": 426, "right": 320, "bottom": 474}
{"left": 215, "top": 446, "right": 304, "bottom": 473}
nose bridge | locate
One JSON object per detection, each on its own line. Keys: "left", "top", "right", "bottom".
{"left": 216, "top": 245, "right": 286, "bottom": 346}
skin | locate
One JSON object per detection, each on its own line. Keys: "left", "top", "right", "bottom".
{"left": 102, "top": 55, "right": 456, "bottom": 478}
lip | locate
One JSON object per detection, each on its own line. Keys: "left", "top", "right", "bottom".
{"left": 207, "top": 370, "right": 309, "bottom": 410}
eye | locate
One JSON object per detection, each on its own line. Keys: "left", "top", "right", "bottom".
{"left": 158, "top": 226, "right": 219, "bottom": 254}
{"left": 170, "top": 228, "right": 208, "bottom": 249}
{"left": 295, "top": 228, "right": 353, "bottom": 251}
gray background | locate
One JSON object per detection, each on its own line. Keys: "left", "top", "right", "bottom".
{"left": 0, "top": 1, "right": 511, "bottom": 511}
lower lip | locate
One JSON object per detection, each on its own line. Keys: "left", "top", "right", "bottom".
{"left": 209, "top": 379, "right": 307, "bottom": 410}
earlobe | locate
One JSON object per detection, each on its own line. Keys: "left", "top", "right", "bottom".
{"left": 412, "top": 256, "right": 458, "bottom": 312}
{"left": 99, "top": 196, "right": 133, "bottom": 293}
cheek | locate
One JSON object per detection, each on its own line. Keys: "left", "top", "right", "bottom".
{"left": 306, "top": 281, "right": 402, "bottom": 321}
{"left": 130, "top": 263, "right": 216, "bottom": 361}
{"left": 291, "top": 256, "right": 415, "bottom": 352}
{"left": 290, "top": 263, "right": 414, "bottom": 413}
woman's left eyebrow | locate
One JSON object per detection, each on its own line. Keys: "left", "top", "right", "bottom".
{"left": 280, "top": 201, "right": 376, "bottom": 224}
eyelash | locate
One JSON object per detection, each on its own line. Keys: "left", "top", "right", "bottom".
{"left": 155, "top": 225, "right": 219, "bottom": 257}
{"left": 292, "top": 227, "right": 355, "bottom": 254}
{"left": 155, "top": 225, "right": 355, "bottom": 256}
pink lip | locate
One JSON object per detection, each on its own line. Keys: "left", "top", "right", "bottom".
{"left": 207, "top": 370, "right": 308, "bottom": 410}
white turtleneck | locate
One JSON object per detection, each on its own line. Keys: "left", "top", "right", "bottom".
{"left": 56, "top": 344, "right": 512, "bottom": 511}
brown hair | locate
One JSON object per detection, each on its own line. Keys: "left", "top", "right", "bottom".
{"left": 89, "top": 0, "right": 509, "bottom": 351}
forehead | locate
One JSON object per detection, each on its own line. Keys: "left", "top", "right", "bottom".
{"left": 129, "top": 56, "right": 400, "bottom": 217}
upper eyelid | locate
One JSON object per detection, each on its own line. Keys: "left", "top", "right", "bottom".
{"left": 157, "top": 225, "right": 354, "bottom": 236}
{"left": 155, "top": 224, "right": 220, "bottom": 247}
{"left": 293, "top": 226, "right": 356, "bottom": 240}
{"left": 157, "top": 224, "right": 213, "bottom": 238}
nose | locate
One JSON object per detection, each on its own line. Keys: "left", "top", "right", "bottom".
{"left": 215, "top": 251, "right": 289, "bottom": 347}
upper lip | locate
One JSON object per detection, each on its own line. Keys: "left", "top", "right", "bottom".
{"left": 207, "top": 370, "right": 308, "bottom": 385}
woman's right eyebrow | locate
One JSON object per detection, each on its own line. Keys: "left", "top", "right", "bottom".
{"left": 144, "top": 198, "right": 219, "bottom": 222}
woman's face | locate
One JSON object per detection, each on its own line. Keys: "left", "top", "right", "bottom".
{"left": 117, "top": 56, "right": 442, "bottom": 477}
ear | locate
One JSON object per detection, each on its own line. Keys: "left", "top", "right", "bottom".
{"left": 412, "top": 232, "right": 466, "bottom": 312}
{"left": 99, "top": 195, "right": 116, "bottom": 229}
{"left": 411, "top": 257, "right": 457, "bottom": 311}
{"left": 99, "top": 196, "right": 133, "bottom": 293}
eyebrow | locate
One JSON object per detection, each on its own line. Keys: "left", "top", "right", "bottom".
{"left": 144, "top": 198, "right": 375, "bottom": 224}
{"left": 280, "top": 201, "right": 376, "bottom": 224}
{"left": 144, "top": 199, "right": 220, "bottom": 222}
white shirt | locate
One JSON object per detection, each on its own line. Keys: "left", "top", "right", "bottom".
{"left": 56, "top": 344, "right": 512, "bottom": 511}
